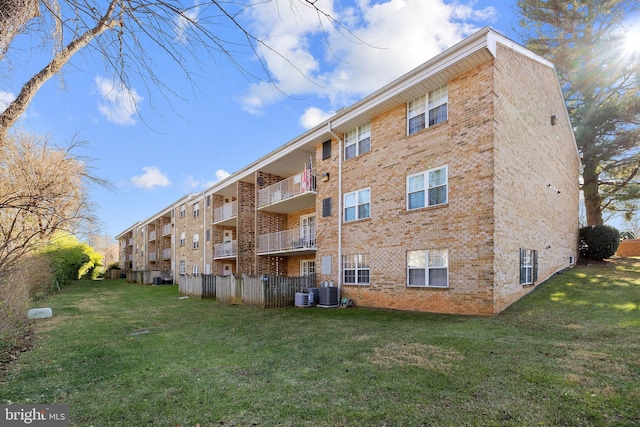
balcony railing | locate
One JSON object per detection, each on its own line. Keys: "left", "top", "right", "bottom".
{"left": 162, "top": 248, "right": 171, "bottom": 259}
{"left": 213, "top": 201, "right": 238, "bottom": 223}
{"left": 149, "top": 252, "right": 157, "bottom": 261}
{"left": 257, "top": 228, "right": 316, "bottom": 254}
{"left": 214, "top": 240, "right": 237, "bottom": 258}
{"left": 257, "top": 170, "right": 316, "bottom": 209}
{"left": 162, "top": 224, "right": 172, "bottom": 236}
{"left": 128, "top": 238, "right": 133, "bottom": 246}
{"left": 149, "top": 230, "right": 156, "bottom": 241}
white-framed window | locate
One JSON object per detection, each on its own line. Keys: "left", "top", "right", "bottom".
{"left": 180, "top": 204, "right": 186, "bottom": 218}
{"left": 343, "top": 253, "right": 370, "bottom": 285}
{"left": 344, "top": 188, "right": 370, "bottom": 222}
{"left": 179, "top": 260, "right": 186, "bottom": 275}
{"left": 344, "top": 122, "right": 371, "bottom": 160}
{"left": 193, "top": 233, "right": 199, "bottom": 250}
{"left": 407, "top": 166, "right": 448, "bottom": 210}
{"left": 407, "top": 249, "right": 449, "bottom": 288}
{"left": 519, "top": 249, "right": 538, "bottom": 285}
{"left": 193, "top": 265, "right": 199, "bottom": 276}
{"left": 193, "top": 202, "right": 200, "bottom": 218}
{"left": 301, "top": 260, "right": 316, "bottom": 277}
{"left": 179, "top": 232, "right": 185, "bottom": 246}
{"left": 407, "top": 84, "right": 448, "bottom": 135}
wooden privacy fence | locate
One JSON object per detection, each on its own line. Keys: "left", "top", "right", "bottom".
{"left": 178, "top": 274, "right": 217, "bottom": 298}
{"left": 177, "top": 273, "right": 316, "bottom": 308}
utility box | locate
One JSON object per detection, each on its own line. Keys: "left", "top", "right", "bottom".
{"left": 318, "top": 286, "right": 338, "bottom": 306}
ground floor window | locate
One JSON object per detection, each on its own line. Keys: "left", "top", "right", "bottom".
{"left": 343, "top": 253, "right": 370, "bottom": 285}
{"left": 520, "top": 249, "right": 538, "bottom": 285}
{"left": 301, "top": 260, "right": 316, "bottom": 277}
{"left": 407, "top": 249, "right": 448, "bottom": 288}
{"left": 179, "top": 260, "right": 185, "bottom": 275}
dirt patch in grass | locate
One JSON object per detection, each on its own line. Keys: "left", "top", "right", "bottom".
{"left": 562, "top": 347, "right": 633, "bottom": 387}
{"left": 370, "top": 342, "right": 463, "bottom": 371}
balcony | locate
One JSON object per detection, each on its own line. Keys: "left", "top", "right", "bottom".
{"left": 257, "top": 170, "right": 316, "bottom": 213}
{"left": 149, "top": 252, "right": 157, "bottom": 261}
{"left": 162, "top": 223, "right": 172, "bottom": 236}
{"left": 162, "top": 248, "right": 171, "bottom": 259}
{"left": 257, "top": 228, "right": 316, "bottom": 256}
{"left": 214, "top": 240, "right": 237, "bottom": 259}
{"left": 149, "top": 230, "right": 156, "bottom": 241}
{"left": 213, "top": 201, "right": 238, "bottom": 226}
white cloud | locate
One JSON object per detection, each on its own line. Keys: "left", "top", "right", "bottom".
{"left": 183, "top": 169, "right": 231, "bottom": 190}
{"left": 174, "top": 0, "right": 201, "bottom": 43}
{"left": 237, "top": 0, "right": 497, "bottom": 119}
{"left": 0, "top": 90, "right": 16, "bottom": 112}
{"left": 131, "top": 167, "right": 171, "bottom": 189}
{"left": 95, "top": 76, "right": 142, "bottom": 126}
{"left": 300, "top": 106, "right": 334, "bottom": 129}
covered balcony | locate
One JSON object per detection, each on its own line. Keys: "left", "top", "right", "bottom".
{"left": 214, "top": 240, "right": 237, "bottom": 259}
{"left": 257, "top": 170, "right": 316, "bottom": 213}
{"left": 213, "top": 201, "right": 238, "bottom": 226}
{"left": 257, "top": 228, "right": 317, "bottom": 256}
{"left": 162, "top": 223, "right": 171, "bottom": 236}
{"left": 162, "top": 248, "right": 171, "bottom": 259}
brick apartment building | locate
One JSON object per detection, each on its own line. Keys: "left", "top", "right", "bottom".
{"left": 117, "top": 27, "right": 581, "bottom": 315}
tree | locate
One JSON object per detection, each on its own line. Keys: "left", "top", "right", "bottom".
{"left": 0, "top": 129, "right": 97, "bottom": 282}
{"left": 516, "top": 0, "right": 640, "bottom": 225}
{"left": 0, "top": 0, "right": 344, "bottom": 140}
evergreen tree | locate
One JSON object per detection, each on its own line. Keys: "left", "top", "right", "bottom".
{"left": 517, "top": 0, "right": 640, "bottom": 225}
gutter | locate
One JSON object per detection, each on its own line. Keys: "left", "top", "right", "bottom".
{"left": 328, "top": 121, "right": 342, "bottom": 299}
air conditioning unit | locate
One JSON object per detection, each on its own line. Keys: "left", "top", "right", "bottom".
{"left": 295, "top": 292, "right": 312, "bottom": 308}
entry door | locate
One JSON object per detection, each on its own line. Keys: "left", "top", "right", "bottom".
{"left": 300, "top": 215, "right": 316, "bottom": 246}
{"left": 223, "top": 196, "right": 233, "bottom": 218}
{"left": 223, "top": 263, "right": 233, "bottom": 276}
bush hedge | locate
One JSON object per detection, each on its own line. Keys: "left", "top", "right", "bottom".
{"left": 579, "top": 225, "right": 620, "bottom": 260}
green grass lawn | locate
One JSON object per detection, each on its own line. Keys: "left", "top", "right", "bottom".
{"left": 1, "top": 259, "right": 639, "bottom": 426}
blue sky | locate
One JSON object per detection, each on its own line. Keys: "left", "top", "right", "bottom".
{"left": 0, "top": 0, "right": 637, "bottom": 238}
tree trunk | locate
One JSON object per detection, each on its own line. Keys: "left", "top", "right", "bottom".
{"left": 582, "top": 162, "right": 604, "bottom": 226}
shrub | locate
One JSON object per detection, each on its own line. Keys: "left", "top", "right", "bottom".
{"left": 579, "top": 225, "right": 620, "bottom": 260}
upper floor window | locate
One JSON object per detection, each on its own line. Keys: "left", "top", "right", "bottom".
{"left": 407, "top": 166, "right": 447, "bottom": 210}
{"left": 344, "top": 122, "right": 371, "bottom": 160}
{"left": 179, "top": 260, "right": 186, "bottom": 275}
{"left": 344, "top": 188, "right": 370, "bottom": 222}
{"left": 193, "top": 234, "right": 199, "bottom": 250}
{"left": 193, "top": 202, "right": 200, "bottom": 218}
{"left": 180, "top": 204, "right": 186, "bottom": 218}
{"left": 179, "top": 232, "right": 185, "bottom": 247}
{"left": 407, "top": 84, "right": 448, "bottom": 135}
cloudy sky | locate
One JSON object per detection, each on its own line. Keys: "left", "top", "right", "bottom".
{"left": 1, "top": 0, "right": 637, "bottom": 238}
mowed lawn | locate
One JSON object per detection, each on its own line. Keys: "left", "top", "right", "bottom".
{"left": 1, "top": 260, "right": 639, "bottom": 426}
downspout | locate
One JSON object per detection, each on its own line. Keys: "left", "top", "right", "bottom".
{"left": 203, "top": 196, "right": 207, "bottom": 275}
{"left": 328, "top": 121, "right": 342, "bottom": 300}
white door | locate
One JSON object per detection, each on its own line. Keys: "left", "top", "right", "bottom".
{"left": 223, "top": 263, "right": 233, "bottom": 276}
{"left": 223, "top": 196, "right": 233, "bottom": 218}
{"left": 300, "top": 215, "right": 316, "bottom": 246}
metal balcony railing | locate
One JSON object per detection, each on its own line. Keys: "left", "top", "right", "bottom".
{"left": 162, "top": 248, "right": 171, "bottom": 259}
{"left": 162, "top": 224, "right": 172, "bottom": 236}
{"left": 149, "top": 230, "right": 156, "bottom": 241}
{"left": 257, "top": 228, "right": 316, "bottom": 254}
{"left": 257, "top": 170, "right": 316, "bottom": 209}
{"left": 214, "top": 240, "right": 237, "bottom": 258}
{"left": 213, "top": 201, "right": 238, "bottom": 223}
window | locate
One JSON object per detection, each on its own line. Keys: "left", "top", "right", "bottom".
{"left": 179, "top": 260, "right": 186, "bottom": 275}
{"left": 180, "top": 204, "right": 185, "bottom": 218}
{"left": 322, "top": 140, "right": 332, "bottom": 160}
{"left": 193, "top": 234, "right": 199, "bottom": 250}
{"left": 301, "top": 260, "right": 316, "bottom": 277}
{"left": 407, "top": 249, "right": 448, "bottom": 288}
{"left": 322, "top": 198, "right": 332, "bottom": 217}
{"left": 407, "top": 166, "right": 448, "bottom": 209}
{"left": 179, "top": 232, "right": 185, "bottom": 247}
{"left": 407, "top": 84, "right": 448, "bottom": 135}
{"left": 344, "top": 188, "right": 370, "bottom": 222}
{"left": 343, "top": 254, "right": 370, "bottom": 285}
{"left": 193, "top": 265, "right": 199, "bottom": 276}
{"left": 520, "top": 249, "right": 538, "bottom": 285}
{"left": 344, "top": 122, "right": 371, "bottom": 160}
{"left": 206, "top": 229, "right": 211, "bottom": 242}
{"left": 193, "top": 202, "right": 200, "bottom": 218}
{"left": 206, "top": 195, "right": 211, "bottom": 207}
